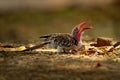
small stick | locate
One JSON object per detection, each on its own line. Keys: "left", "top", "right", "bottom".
{"left": 21, "top": 42, "right": 49, "bottom": 52}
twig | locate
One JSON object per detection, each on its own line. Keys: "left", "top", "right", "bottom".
{"left": 21, "top": 42, "right": 49, "bottom": 52}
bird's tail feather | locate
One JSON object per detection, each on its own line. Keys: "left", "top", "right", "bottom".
{"left": 40, "top": 34, "right": 51, "bottom": 38}
{"left": 21, "top": 42, "right": 50, "bottom": 52}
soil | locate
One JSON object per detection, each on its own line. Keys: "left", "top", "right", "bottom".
{"left": 0, "top": 42, "right": 120, "bottom": 80}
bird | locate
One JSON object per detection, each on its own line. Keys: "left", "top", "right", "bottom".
{"left": 22, "top": 21, "right": 92, "bottom": 53}
{"left": 39, "top": 21, "right": 93, "bottom": 53}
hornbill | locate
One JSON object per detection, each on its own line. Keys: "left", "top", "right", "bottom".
{"left": 22, "top": 21, "right": 93, "bottom": 53}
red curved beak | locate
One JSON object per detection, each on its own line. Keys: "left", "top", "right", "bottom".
{"left": 77, "top": 21, "right": 93, "bottom": 34}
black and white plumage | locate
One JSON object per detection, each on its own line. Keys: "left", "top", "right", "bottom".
{"left": 40, "top": 33, "right": 78, "bottom": 48}
{"left": 39, "top": 21, "right": 92, "bottom": 53}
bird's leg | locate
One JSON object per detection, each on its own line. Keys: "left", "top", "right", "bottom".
{"left": 57, "top": 46, "right": 63, "bottom": 53}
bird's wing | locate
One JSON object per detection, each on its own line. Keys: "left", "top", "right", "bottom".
{"left": 50, "top": 34, "right": 77, "bottom": 47}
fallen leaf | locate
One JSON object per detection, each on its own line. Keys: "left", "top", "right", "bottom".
{"left": 91, "top": 37, "right": 112, "bottom": 47}
{"left": 112, "top": 58, "right": 120, "bottom": 63}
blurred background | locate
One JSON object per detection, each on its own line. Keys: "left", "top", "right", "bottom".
{"left": 0, "top": 0, "right": 120, "bottom": 42}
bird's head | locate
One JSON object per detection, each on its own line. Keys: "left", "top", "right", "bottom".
{"left": 72, "top": 21, "right": 93, "bottom": 42}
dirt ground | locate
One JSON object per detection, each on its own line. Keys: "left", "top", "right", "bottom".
{"left": 0, "top": 42, "right": 120, "bottom": 80}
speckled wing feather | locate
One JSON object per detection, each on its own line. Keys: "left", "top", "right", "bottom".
{"left": 40, "top": 33, "right": 78, "bottom": 48}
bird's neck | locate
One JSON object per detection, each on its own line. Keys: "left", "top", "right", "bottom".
{"left": 76, "top": 32, "right": 83, "bottom": 43}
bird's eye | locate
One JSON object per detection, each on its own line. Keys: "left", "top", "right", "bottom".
{"left": 75, "top": 28, "right": 79, "bottom": 32}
